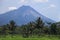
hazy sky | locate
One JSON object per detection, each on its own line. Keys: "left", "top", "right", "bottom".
{"left": 0, "top": 0, "right": 60, "bottom": 22}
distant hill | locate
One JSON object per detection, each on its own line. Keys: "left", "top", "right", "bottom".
{"left": 0, "top": 5, "right": 55, "bottom": 26}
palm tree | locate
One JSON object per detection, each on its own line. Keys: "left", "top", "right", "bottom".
{"left": 50, "top": 23, "right": 57, "bottom": 35}
{"left": 35, "top": 17, "right": 44, "bottom": 36}
{"left": 35, "top": 17, "right": 44, "bottom": 29}
{"left": 9, "top": 20, "right": 16, "bottom": 35}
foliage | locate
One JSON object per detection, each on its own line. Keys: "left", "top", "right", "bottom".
{"left": 50, "top": 23, "right": 57, "bottom": 35}
{"left": 0, "top": 17, "right": 60, "bottom": 38}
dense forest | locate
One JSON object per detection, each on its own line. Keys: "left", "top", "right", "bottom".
{"left": 0, "top": 17, "right": 60, "bottom": 38}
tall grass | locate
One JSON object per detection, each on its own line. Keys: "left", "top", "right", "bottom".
{"left": 0, "top": 35, "right": 60, "bottom": 40}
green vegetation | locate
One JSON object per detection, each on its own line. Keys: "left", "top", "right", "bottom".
{"left": 0, "top": 35, "right": 60, "bottom": 40}
{"left": 0, "top": 17, "right": 60, "bottom": 40}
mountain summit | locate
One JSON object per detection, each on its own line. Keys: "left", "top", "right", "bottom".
{"left": 0, "top": 5, "right": 55, "bottom": 26}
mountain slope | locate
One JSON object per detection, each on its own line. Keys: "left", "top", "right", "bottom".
{"left": 0, "top": 5, "right": 55, "bottom": 26}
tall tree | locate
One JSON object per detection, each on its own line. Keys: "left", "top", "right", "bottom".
{"left": 35, "top": 17, "right": 44, "bottom": 29}
{"left": 2, "top": 25, "right": 7, "bottom": 35}
{"left": 9, "top": 20, "right": 16, "bottom": 34}
{"left": 35, "top": 17, "right": 44, "bottom": 36}
{"left": 50, "top": 23, "right": 57, "bottom": 35}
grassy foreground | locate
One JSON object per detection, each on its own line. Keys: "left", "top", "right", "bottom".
{"left": 0, "top": 35, "right": 60, "bottom": 40}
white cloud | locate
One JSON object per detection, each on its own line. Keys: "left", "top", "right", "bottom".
{"left": 18, "top": 0, "right": 48, "bottom": 5}
{"left": 8, "top": 7, "right": 17, "bottom": 10}
{"left": 33, "top": 0, "right": 48, "bottom": 3}
{"left": 46, "top": 4, "right": 56, "bottom": 9}
{"left": 45, "top": 4, "right": 56, "bottom": 9}
{"left": 20, "top": 0, "right": 25, "bottom": 3}
{"left": 50, "top": 4, "right": 56, "bottom": 8}
{"left": 41, "top": 4, "right": 56, "bottom": 12}
{"left": 18, "top": 0, "right": 28, "bottom": 4}
{"left": 18, "top": 0, "right": 29, "bottom": 6}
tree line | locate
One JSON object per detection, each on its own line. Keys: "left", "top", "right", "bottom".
{"left": 0, "top": 17, "right": 60, "bottom": 38}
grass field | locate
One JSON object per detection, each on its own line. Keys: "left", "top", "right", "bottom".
{"left": 0, "top": 35, "right": 60, "bottom": 40}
